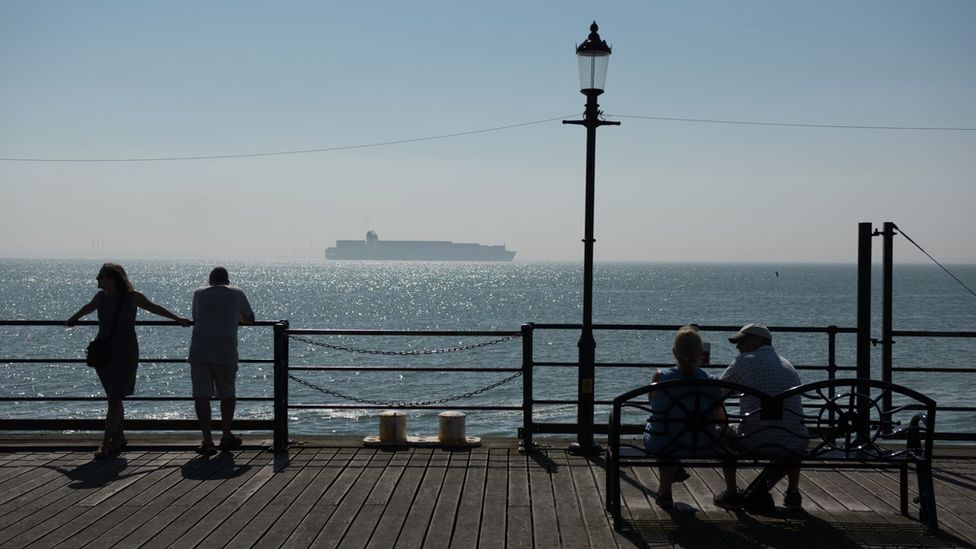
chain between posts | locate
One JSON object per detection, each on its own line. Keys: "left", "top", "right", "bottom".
{"left": 287, "top": 371, "right": 523, "bottom": 407}
{"left": 286, "top": 332, "right": 523, "bottom": 406}
{"left": 289, "top": 334, "right": 521, "bottom": 355}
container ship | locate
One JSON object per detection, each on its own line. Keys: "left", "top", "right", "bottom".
{"left": 325, "top": 231, "right": 516, "bottom": 261}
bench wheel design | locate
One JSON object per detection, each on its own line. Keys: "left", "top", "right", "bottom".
{"left": 814, "top": 388, "right": 886, "bottom": 453}
{"left": 653, "top": 389, "right": 727, "bottom": 454}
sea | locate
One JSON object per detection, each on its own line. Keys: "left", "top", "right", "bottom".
{"left": 1, "top": 259, "right": 974, "bottom": 438}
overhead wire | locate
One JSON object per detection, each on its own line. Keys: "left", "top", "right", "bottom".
{"left": 0, "top": 116, "right": 573, "bottom": 163}
{"left": 606, "top": 114, "right": 976, "bottom": 131}
{"left": 1, "top": 113, "right": 974, "bottom": 163}
{"left": 895, "top": 224, "right": 976, "bottom": 299}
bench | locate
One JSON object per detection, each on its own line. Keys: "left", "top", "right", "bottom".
{"left": 606, "top": 377, "right": 938, "bottom": 532}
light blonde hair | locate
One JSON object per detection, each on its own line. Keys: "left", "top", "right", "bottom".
{"left": 673, "top": 325, "right": 703, "bottom": 375}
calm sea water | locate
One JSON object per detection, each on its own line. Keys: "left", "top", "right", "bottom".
{"left": 1, "top": 259, "right": 974, "bottom": 437}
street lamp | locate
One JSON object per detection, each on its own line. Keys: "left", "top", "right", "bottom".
{"left": 564, "top": 22, "right": 619, "bottom": 455}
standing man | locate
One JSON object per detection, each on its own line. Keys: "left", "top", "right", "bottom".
{"left": 189, "top": 267, "right": 255, "bottom": 455}
{"left": 714, "top": 323, "right": 808, "bottom": 510}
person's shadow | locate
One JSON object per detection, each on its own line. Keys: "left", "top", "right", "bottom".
{"left": 43, "top": 455, "right": 135, "bottom": 489}
{"left": 181, "top": 451, "right": 251, "bottom": 480}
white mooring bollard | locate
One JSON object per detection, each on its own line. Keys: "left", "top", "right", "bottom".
{"left": 438, "top": 411, "right": 467, "bottom": 445}
{"left": 378, "top": 410, "right": 408, "bottom": 444}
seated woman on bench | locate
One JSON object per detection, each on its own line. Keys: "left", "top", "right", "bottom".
{"left": 643, "top": 326, "right": 720, "bottom": 509}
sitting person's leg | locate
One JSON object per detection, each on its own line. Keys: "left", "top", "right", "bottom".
{"left": 722, "top": 464, "right": 737, "bottom": 492}
{"left": 656, "top": 464, "right": 678, "bottom": 509}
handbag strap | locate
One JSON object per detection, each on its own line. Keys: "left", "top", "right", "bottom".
{"left": 102, "top": 292, "right": 126, "bottom": 340}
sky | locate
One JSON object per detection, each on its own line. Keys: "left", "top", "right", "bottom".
{"left": 1, "top": 1, "right": 974, "bottom": 263}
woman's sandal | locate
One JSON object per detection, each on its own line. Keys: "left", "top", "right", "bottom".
{"left": 196, "top": 441, "right": 218, "bottom": 456}
{"left": 93, "top": 441, "right": 123, "bottom": 459}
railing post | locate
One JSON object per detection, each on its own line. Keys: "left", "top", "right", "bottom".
{"left": 857, "top": 222, "right": 873, "bottom": 382}
{"left": 827, "top": 325, "right": 838, "bottom": 444}
{"left": 881, "top": 221, "right": 895, "bottom": 425}
{"left": 857, "top": 222, "right": 874, "bottom": 438}
{"left": 520, "top": 323, "right": 534, "bottom": 452}
{"left": 273, "top": 320, "right": 290, "bottom": 454}
{"left": 827, "top": 326, "right": 838, "bottom": 382}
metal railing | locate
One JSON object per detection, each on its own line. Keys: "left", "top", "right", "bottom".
{"left": 0, "top": 319, "right": 279, "bottom": 432}
{"left": 519, "top": 322, "right": 976, "bottom": 448}
{"left": 272, "top": 325, "right": 525, "bottom": 453}
{"left": 2, "top": 319, "right": 973, "bottom": 451}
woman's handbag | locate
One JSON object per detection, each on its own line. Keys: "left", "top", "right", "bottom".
{"left": 85, "top": 339, "right": 111, "bottom": 368}
{"left": 85, "top": 294, "right": 125, "bottom": 368}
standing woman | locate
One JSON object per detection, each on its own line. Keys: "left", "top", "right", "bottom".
{"left": 67, "top": 263, "right": 190, "bottom": 458}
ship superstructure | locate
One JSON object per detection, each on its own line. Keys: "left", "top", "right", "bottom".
{"left": 325, "top": 231, "right": 516, "bottom": 261}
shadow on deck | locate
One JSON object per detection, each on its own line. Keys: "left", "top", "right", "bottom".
{"left": 0, "top": 436, "right": 973, "bottom": 548}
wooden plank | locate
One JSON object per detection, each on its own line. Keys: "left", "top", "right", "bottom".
{"left": 140, "top": 450, "right": 273, "bottom": 548}
{"left": 23, "top": 453, "right": 182, "bottom": 549}
{"left": 0, "top": 451, "right": 153, "bottom": 547}
{"left": 477, "top": 448, "right": 510, "bottom": 549}
{"left": 281, "top": 448, "right": 379, "bottom": 548}
{"left": 447, "top": 448, "right": 489, "bottom": 549}
{"left": 394, "top": 449, "right": 449, "bottom": 549}
{"left": 678, "top": 467, "right": 746, "bottom": 549}
{"left": 80, "top": 451, "right": 216, "bottom": 547}
{"left": 196, "top": 456, "right": 305, "bottom": 547}
{"left": 339, "top": 450, "right": 412, "bottom": 548}
{"left": 547, "top": 450, "right": 599, "bottom": 549}
{"left": 0, "top": 444, "right": 973, "bottom": 548}
{"left": 802, "top": 470, "right": 873, "bottom": 512}
{"left": 505, "top": 450, "right": 533, "bottom": 549}
{"left": 225, "top": 448, "right": 341, "bottom": 548}
{"left": 422, "top": 450, "right": 469, "bottom": 548}
{"left": 845, "top": 465, "right": 976, "bottom": 545}
{"left": 309, "top": 449, "right": 392, "bottom": 548}
{"left": 563, "top": 451, "right": 623, "bottom": 549}
{"left": 255, "top": 449, "right": 355, "bottom": 548}
{"left": 112, "top": 450, "right": 268, "bottom": 548}
{"left": 366, "top": 449, "right": 431, "bottom": 549}
{"left": 586, "top": 452, "right": 640, "bottom": 548}
{"left": 527, "top": 450, "right": 559, "bottom": 549}
{"left": 838, "top": 469, "right": 950, "bottom": 547}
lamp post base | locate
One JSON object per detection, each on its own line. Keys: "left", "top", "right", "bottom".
{"left": 567, "top": 441, "right": 603, "bottom": 456}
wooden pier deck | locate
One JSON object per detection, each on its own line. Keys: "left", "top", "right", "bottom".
{"left": 0, "top": 437, "right": 974, "bottom": 548}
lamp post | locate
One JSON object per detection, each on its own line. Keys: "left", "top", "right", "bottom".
{"left": 564, "top": 22, "right": 619, "bottom": 455}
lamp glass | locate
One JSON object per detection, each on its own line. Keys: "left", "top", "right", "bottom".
{"left": 577, "top": 51, "right": 609, "bottom": 92}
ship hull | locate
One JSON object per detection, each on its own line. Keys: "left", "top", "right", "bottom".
{"left": 326, "top": 238, "right": 515, "bottom": 261}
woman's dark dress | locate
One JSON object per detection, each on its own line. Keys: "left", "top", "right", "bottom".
{"left": 94, "top": 291, "right": 139, "bottom": 399}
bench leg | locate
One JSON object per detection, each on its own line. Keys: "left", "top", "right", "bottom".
{"left": 899, "top": 463, "right": 908, "bottom": 516}
{"left": 916, "top": 461, "right": 939, "bottom": 533}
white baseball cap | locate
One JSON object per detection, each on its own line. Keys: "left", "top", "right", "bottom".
{"left": 728, "top": 323, "right": 772, "bottom": 343}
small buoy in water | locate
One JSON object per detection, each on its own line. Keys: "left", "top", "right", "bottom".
{"left": 775, "top": 271, "right": 779, "bottom": 277}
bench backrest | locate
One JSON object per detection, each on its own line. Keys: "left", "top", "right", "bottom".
{"left": 610, "top": 378, "right": 936, "bottom": 461}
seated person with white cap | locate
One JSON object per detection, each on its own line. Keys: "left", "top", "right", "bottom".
{"left": 714, "top": 323, "right": 809, "bottom": 511}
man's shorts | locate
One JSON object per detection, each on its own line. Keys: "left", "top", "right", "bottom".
{"left": 191, "top": 361, "right": 238, "bottom": 399}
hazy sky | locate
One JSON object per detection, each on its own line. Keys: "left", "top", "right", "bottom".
{"left": 2, "top": 2, "right": 974, "bottom": 263}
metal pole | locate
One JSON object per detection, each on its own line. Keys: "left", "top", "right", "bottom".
{"left": 882, "top": 221, "right": 895, "bottom": 423}
{"left": 521, "top": 323, "right": 535, "bottom": 452}
{"left": 856, "top": 222, "right": 873, "bottom": 440}
{"left": 273, "top": 320, "right": 290, "bottom": 454}
{"left": 576, "top": 91, "right": 599, "bottom": 454}
{"left": 856, "top": 222, "right": 873, "bottom": 381}
{"left": 563, "top": 89, "right": 618, "bottom": 456}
